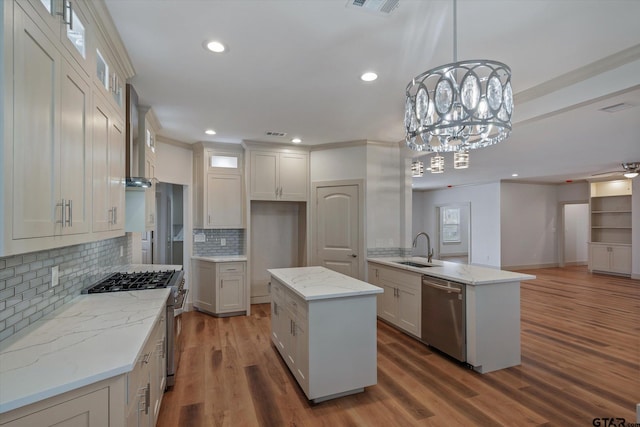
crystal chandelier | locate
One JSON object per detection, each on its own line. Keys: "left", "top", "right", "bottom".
{"left": 404, "top": 0, "right": 513, "bottom": 172}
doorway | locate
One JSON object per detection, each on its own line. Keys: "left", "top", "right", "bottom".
{"left": 561, "top": 203, "right": 589, "bottom": 266}
{"left": 312, "top": 180, "right": 364, "bottom": 279}
{"left": 155, "top": 182, "right": 185, "bottom": 266}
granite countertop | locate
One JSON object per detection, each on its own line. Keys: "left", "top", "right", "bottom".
{"left": 268, "top": 266, "right": 383, "bottom": 301}
{"left": 0, "top": 288, "right": 170, "bottom": 414}
{"left": 191, "top": 255, "right": 247, "bottom": 262}
{"left": 367, "top": 257, "right": 536, "bottom": 285}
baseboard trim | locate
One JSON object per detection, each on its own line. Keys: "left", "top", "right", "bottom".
{"left": 502, "top": 262, "right": 559, "bottom": 271}
{"left": 563, "top": 261, "right": 588, "bottom": 267}
{"left": 251, "top": 295, "right": 271, "bottom": 304}
{"left": 632, "top": 273, "right": 640, "bottom": 281}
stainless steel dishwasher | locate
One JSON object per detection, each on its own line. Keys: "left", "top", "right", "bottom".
{"left": 421, "top": 276, "right": 466, "bottom": 362}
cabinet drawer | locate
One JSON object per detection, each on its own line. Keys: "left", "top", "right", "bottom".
{"left": 377, "top": 265, "right": 422, "bottom": 291}
{"left": 271, "top": 279, "right": 284, "bottom": 301}
{"left": 286, "top": 291, "right": 307, "bottom": 321}
{"left": 218, "top": 262, "right": 245, "bottom": 274}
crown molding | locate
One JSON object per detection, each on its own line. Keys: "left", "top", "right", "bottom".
{"left": 156, "top": 135, "right": 193, "bottom": 150}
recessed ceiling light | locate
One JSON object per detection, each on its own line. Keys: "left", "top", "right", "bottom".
{"left": 360, "top": 72, "right": 378, "bottom": 82}
{"left": 291, "top": 137, "right": 302, "bottom": 144}
{"left": 205, "top": 41, "right": 226, "bottom": 53}
{"left": 511, "top": 173, "right": 519, "bottom": 177}
{"left": 205, "top": 129, "right": 216, "bottom": 135}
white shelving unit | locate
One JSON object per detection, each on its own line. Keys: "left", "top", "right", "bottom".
{"left": 589, "top": 179, "right": 633, "bottom": 275}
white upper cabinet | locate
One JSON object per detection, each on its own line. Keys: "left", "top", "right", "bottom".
{"left": 21, "top": 0, "right": 93, "bottom": 76}
{"left": 193, "top": 144, "right": 245, "bottom": 229}
{"left": 1, "top": 0, "right": 132, "bottom": 255}
{"left": 92, "top": 94, "right": 125, "bottom": 233}
{"left": 7, "top": 5, "right": 92, "bottom": 255}
{"left": 248, "top": 149, "right": 308, "bottom": 201}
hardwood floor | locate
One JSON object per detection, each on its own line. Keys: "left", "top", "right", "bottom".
{"left": 157, "top": 266, "right": 639, "bottom": 426}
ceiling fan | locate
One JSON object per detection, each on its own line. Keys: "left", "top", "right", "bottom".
{"left": 591, "top": 162, "right": 640, "bottom": 179}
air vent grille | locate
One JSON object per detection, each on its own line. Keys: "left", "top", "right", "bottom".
{"left": 346, "top": 0, "right": 399, "bottom": 15}
{"left": 265, "top": 131, "right": 287, "bottom": 137}
{"left": 600, "top": 102, "right": 634, "bottom": 113}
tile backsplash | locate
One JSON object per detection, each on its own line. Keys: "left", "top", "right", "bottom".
{"left": 367, "top": 247, "right": 412, "bottom": 257}
{"left": 0, "top": 235, "right": 131, "bottom": 342}
{"left": 193, "top": 229, "right": 245, "bottom": 256}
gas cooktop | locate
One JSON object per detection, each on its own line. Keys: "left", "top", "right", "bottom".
{"left": 85, "top": 270, "right": 179, "bottom": 293}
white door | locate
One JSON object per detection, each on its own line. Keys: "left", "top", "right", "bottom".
{"left": 315, "top": 184, "right": 360, "bottom": 278}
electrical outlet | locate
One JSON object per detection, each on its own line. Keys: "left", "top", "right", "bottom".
{"left": 51, "top": 266, "right": 59, "bottom": 287}
{"left": 221, "top": 238, "right": 226, "bottom": 246}
{"left": 120, "top": 246, "right": 124, "bottom": 257}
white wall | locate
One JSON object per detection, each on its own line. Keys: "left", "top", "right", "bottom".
{"left": 500, "top": 183, "right": 558, "bottom": 269}
{"left": 563, "top": 203, "right": 589, "bottom": 264}
{"left": 310, "top": 145, "right": 366, "bottom": 182}
{"left": 366, "top": 144, "right": 402, "bottom": 250}
{"left": 413, "top": 183, "right": 501, "bottom": 267}
{"left": 557, "top": 181, "right": 589, "bottom": 202}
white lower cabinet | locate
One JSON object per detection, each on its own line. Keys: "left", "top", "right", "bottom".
{"left": 0, "top": 310, "right": 167, "bottom": 427}
{"left": 589, "top": 243, "right": 632, "bottom": 275}
{"left": 126, "top": 312, "right": 166, "bottom": 427}
{"left": 192, "top": 260, "right": 247, "bottom": 316}
{"left": 269, "top": 277, "right": 377, "bottom": 403}
{"left": 368, "top": 264, "right": 421, "bottom": 337}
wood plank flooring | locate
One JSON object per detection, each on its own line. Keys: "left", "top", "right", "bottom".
{"left": 157, "top": 266, "right": 639, "bottom": 426}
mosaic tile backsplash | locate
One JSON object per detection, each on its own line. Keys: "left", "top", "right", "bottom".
{"left": 192, "top": 229, "right": 245, "bottom": 257}
{"left": 0, "top": 235, "right": 131, "bottom": 342}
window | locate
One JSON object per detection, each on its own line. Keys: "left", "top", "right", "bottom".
{"left": 442, "top": 207, "right": 461, "bottom": 243}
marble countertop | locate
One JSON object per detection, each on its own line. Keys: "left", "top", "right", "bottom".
{"left": 191, "top": 255, "right": 247, "bottom": 262}
{"left": 268, "top": 266, "right": 383, "bottom": 301}
{"left": 0, "top": 288, "right": 170, "bottom": 414}
{"left": 367, "top": 257, "right": 536, "bottom": 285}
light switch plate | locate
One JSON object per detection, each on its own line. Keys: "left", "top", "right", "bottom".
{"left": 51, "top": 266, "right": 59, "bottom": 287}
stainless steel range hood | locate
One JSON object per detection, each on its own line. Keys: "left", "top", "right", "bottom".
{"left": 125, "top": 84, "right": 152, "bottom": 189}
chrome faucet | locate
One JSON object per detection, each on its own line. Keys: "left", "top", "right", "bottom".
{"left": 412, "top": 232, "right": 434, "bottom": 263}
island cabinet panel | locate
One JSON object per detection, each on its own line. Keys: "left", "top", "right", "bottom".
{"left": 465, "top": 281, "right": 521, "bottom": 373}
{"left": 268, "top": 267, "right": 380, "bottom": 403}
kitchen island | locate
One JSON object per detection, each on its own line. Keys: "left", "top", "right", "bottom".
{"left": 368, "top": 257, "right": 536, "bottom": 373}
{"left": 268, "top": 266, "right": 382, "bottom": 403}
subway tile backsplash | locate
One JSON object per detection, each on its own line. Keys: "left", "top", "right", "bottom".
{"left": 0, "top": 235, "right": 131, "bottom": 342}
{"left": 193, "top": 229, "right": 245, "bottom": 257}
{"left": 367, "top": 247, "right": 412, "bottom": 257}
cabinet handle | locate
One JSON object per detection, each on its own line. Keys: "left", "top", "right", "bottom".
{"left": 57, "top": 199, "right": 66, "bottom": 227}
{"left": 292, "top": 321, "right": 296, "bottom": 337}
{"left": 274, "top": 302, "right": 278, "bottom": 315}
{"left": 114, "top": 206, "right": 118, "bottom": 224}
{"left": 145, "top": 383, "right": 150, "bottom": 415}
{"left": 221, "top": 279, "right": 224, "bottom": 288}
{"left": 66, "top": 199, "right": 73, "bottom": 227}
{"left": 208, "top": 214, "right": 211, "bottom": 224}
{"left": 268, "top": 281, "right": 271, "bottom": 293}
{"left": 56, "top": 1, "right": 71, "bottom": 26}
{"left": 68, "top": 1, "right": 74, "bottom": 30}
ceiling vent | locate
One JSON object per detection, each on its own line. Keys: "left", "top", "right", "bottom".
{"left": 599, "top": 102, "right": 634, "bottom": 113}
{"left": 346, "top": 0, "right": 399, "bottom": 15}
{"left": 265, "top": 131, "right": 287, "bottom": 137}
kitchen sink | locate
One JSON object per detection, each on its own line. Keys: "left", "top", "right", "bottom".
{"left": 394, "top": 261, "right": 433, "bottom": 268}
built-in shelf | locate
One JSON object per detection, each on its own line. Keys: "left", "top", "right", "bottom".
{"left": 588, "top": 179, "right": 633, "bottom": 275}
